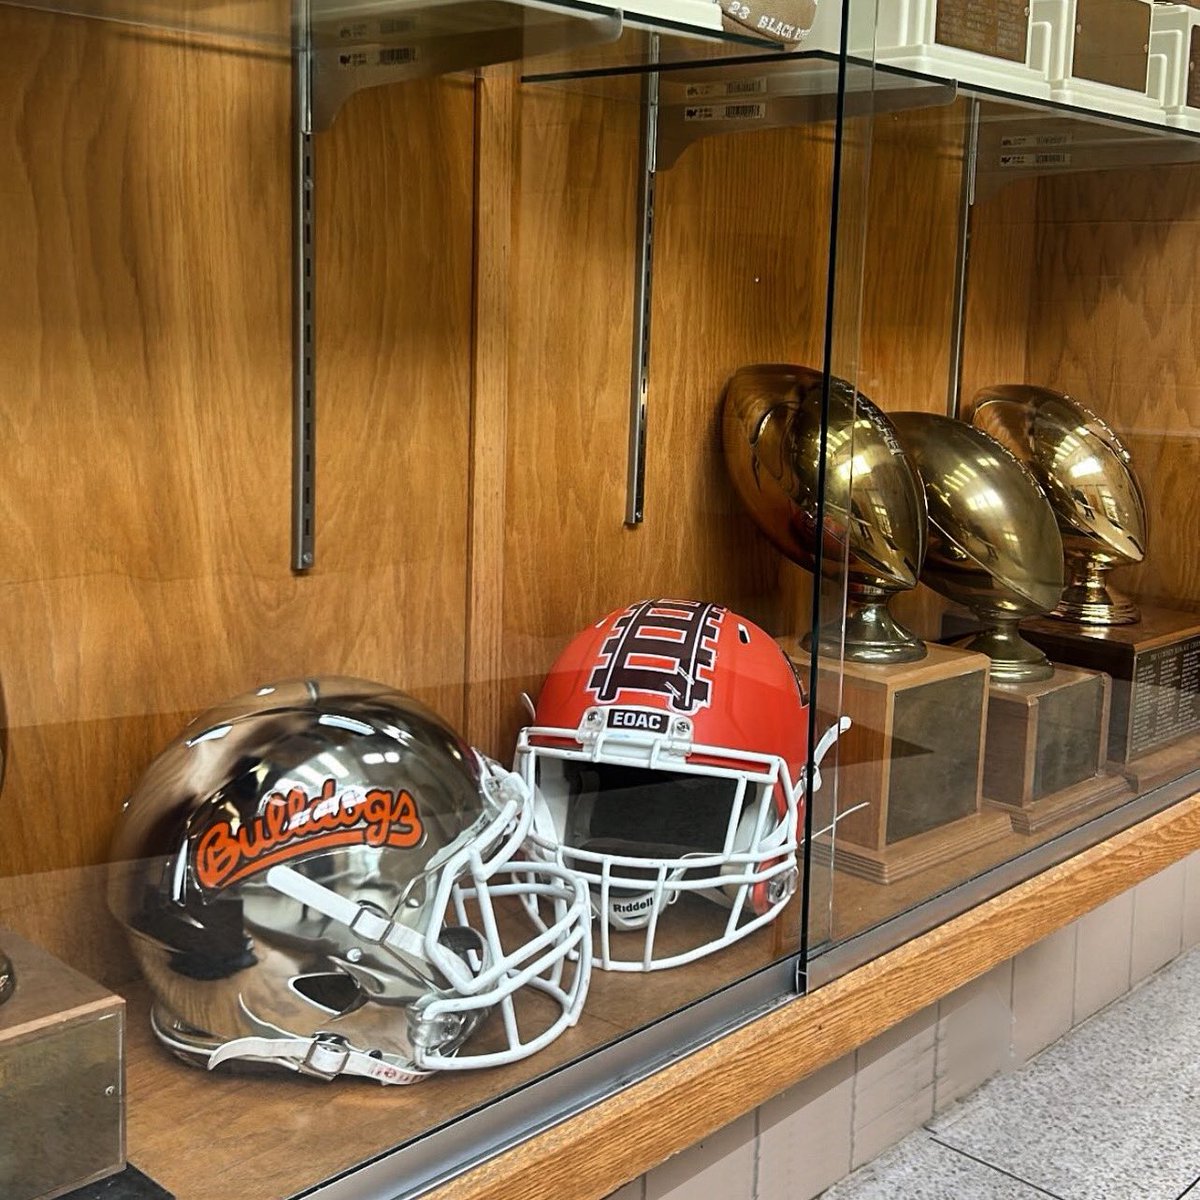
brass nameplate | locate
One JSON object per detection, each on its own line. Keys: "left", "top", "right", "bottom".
{"left": 935, "top": 0, "right": 1029, "bottom": 63}
{"left": 1190, "top": 25, "right": 1200, "bottom": 110}
{"left": 1124, "top": 636, "right": 1200, "bottom": 759}
{"left": 1072, "top": 0, "right": 1151, "bottom": 92}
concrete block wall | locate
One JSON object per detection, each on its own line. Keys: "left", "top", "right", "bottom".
{"left": 605, "top": 851, "right": 1200, "bottom": 1200}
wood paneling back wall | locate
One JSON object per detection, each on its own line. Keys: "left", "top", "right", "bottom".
{"left": 0, "top": 13, "right": 477, "bottom": 980}
{"left": 0, "top": 15, "right": 1063, "bottom": 981}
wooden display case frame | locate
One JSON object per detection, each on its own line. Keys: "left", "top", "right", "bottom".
{"left": 4, "top": 4, "right": 1200, "bottom": 1199}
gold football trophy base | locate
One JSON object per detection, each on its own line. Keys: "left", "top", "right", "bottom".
{"left": 794, "top": 641, "right": 1009, "bottom": 884}
{"left": 1023, "top": 605, "right": 1200, "bottom": 767}
{"left": 803, "top": 598, "right": 927, "bottom": 666}
{"left": 0, "top": 948, "right": 12, "bottom": 1005}
{"left": 956, "top": 618, "right": 1054, "bottom": 684}
{"left": 1050, "top": 564, "right": 1140, "bottom": 627}
{"left": 981, "top": 666, "right": 1134, "bottom": 834}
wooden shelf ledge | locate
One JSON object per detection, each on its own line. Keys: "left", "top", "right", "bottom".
{"left": 431, "top": 791, "right": 1200, "bottom": 1200}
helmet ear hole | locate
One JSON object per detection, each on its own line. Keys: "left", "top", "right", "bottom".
{"left": 289, "top": 971, "right": 365, "bottom": 1016}
{"left": 438, "top": 926, "right": 487, "bottom": 976}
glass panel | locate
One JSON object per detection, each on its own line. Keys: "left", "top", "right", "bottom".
{"left": 0, "top": 7, "right": 856, "bottom": 1198}
{"left": 807, "top": 0, "right": 1200, "bottom": 971}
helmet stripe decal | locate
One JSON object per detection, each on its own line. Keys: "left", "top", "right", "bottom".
{"left": 587, "top": 599, "right": 725, "bottom": 714}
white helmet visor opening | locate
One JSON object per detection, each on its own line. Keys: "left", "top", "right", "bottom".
{"left": 522, "top": 747, "right": 799, "bottom": 972}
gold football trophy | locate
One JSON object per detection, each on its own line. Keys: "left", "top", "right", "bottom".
{"left": 723, "top": 366, "right": 1010, "bottom": 882}
{"left": 722, "top": 363, "right": 928, "bottom": 664}
{"left": 892, "top": 410, "right": 1132, "bottom": 832}
{"left": 972, "top": 385, "right": 1147, "bottom": 626}
{"left": 889, "top": 412, "right": 1065, "bottom": 684}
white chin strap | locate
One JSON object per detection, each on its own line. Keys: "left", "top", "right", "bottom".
{"left": 192, "top": 864, "right": 451, "bottom": 1084}
{"left": 264, "top": 864, "right": 436, "bottom": 968}
{"left": 207, "top": 1033, "right": 430, "bottom": 1085}
{"left": 807, "top": 716, "right": 850, "bottom": 794}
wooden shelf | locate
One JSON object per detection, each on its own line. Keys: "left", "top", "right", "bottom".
{"left": 427, "top": 792, "right": 1200, "bottom": 1200}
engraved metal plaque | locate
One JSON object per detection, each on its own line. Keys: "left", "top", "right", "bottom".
{"left": 935, "top": 0, "right": 1029, "bottom": 63}
{"left": 1123, "top": 636, "right": 1200, "bottom": 759}
{"left": 1073, "top": 0, "right": 1151, "bottom": 92}
{"left": 1023, "top": 609, "right": 1200, "bottom": 764}
{"left": 1189, "top": 26, "right": 1200, "bottom": 110}
{"left": 1034, "top": 673, "right": 1104, "bottom": 798}
{"left": 886, "top": 672, "right": 983, "bottom": 843}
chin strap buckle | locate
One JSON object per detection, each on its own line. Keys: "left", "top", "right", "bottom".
{"left": 300, "top": 1035, "right": 353, "bottom": 1080}
{"left": 207, "top": 1032, "right": 432, "bottom": 1085}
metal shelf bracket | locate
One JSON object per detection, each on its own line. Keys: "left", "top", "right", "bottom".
{"left": 947, "top": 97, "right": 980, "bottom": 420}
{"left": 293, "top": 19, "right": 317, "bottom": 572}
{"left": 626, "top": 39, "right": 660, "bottom": 527}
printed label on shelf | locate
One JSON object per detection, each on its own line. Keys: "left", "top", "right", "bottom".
{"left": 335, "top": 17, "right": 418, "bottom": 39}
{"left": 336, "top": 46, "right": 420, "bottom": 69}
{"left": 997, "top": 151, "right": 1073, "bottom": 167}
{"left": 683, "top": 102, "right": 768, "bottom": 122}
{"left": 683, "top": 77, "right": 768, "bottom": 99}
{"left": 1000, "top": 133, "right": 1072, "bottom": 148}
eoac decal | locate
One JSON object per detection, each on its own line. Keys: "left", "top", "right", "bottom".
{"left": 588, "top": 599, "right": 724, "bottom": 715}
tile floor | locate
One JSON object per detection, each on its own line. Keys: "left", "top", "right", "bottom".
{"left": 823, "top": 942, "right": 1200, "bottom": 1199}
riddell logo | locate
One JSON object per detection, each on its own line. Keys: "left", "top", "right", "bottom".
{"left": 610, "top": 894, "right": 656, "bottom": 917}
{"left": 194, "top": 778, "right": 424, "bottom": 891}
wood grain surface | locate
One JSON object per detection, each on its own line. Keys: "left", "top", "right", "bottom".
{"left": 465, "top": 65, "right": 517, "bottom": 753}
{"left": 0, "top": 10, "right": 476, "bottom": 884}
{"left": 6, "top": 10, "right": 1200, "bottom": 1199}
{"left": 492, "top": 91, "right": 823, "bottom": 758}
{"left": 960, "top": 175, "right": 1037, "bottom": 408}
{"left": 857, "top": 103, "right": 966, "bottom": 413}
{"left": 1022, "top": 164, "right": 1200, "bottom": 613}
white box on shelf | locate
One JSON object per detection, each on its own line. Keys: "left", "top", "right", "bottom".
{"left": 1151, "top": 3, "right": 1200, "bottom": 133}
{"left": 1031, "top": 0, "right": 1168, "bottom": 123}
{"left": 622, "top": 0, "right": 724, "bottom": 36}
{"left": 804, "top": 0, "right": 1055, "bottom": 100}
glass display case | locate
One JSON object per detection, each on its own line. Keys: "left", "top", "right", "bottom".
{"left": 1, "top": 0, "right": 1199, "bottom": 1196}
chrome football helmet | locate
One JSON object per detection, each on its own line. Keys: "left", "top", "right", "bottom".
{"left": 109, "top": 678, "right": 591, "bottom": 1084}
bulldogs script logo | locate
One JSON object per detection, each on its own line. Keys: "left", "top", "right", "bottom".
{"left": 194, "top": 779, "right": 424, "bottom": 891}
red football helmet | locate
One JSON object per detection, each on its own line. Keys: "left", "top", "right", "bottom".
{"left": 516, "top": 598, "right": 815, "bottom": 971}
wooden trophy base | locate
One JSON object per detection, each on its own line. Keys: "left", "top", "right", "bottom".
{"left": 0, "top": 929, "right": 125, "bottom": 1200}
{"left": 982, "top": 665, "right": 1135, "bottom": 835}
{"left": 1116, "top": 727, "right": 1200, "bottom": 794}
{"left": 794, "top": 641, "right": 1010, "bottom": 885}
{"left": 1023, "top": 605, "right": 1200, "bottom": 773}
{"left": 817, "top": 809, "right": 1014, "bottom": 884}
